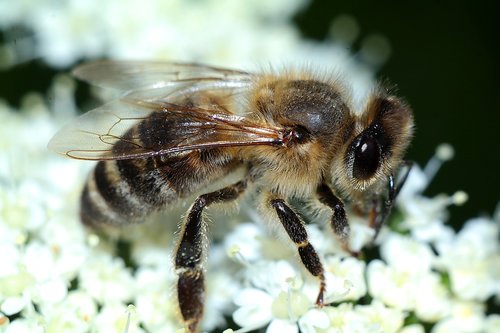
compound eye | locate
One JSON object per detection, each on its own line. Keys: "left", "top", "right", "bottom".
{"left": 352, "top": 135, "right": 380, "bottom": 180}
{"left": 292, "top": 125, "right": 311, "bottom": 144}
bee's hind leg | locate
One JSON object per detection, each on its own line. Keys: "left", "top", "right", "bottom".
{"left": 174, "top": 180, "right": 246, "bottom": 333}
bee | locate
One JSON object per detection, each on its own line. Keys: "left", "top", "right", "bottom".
{"left": 49, "top": 61, "right": 414, "bottom": 333}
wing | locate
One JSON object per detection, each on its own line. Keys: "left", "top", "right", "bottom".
{"left": 72, "top": 60, "right": 253, "bottom": 92}
{"left": 48, "top": 98, "right": 284, "bottom": 161}
{"left": 50, "top": 60, "right": 284, "bottom": 161}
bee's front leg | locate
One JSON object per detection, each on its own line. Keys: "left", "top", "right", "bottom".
{"left": 316, "top": 183, "right": 353, "bottom": 254}
{"left": 269, "top": 196, "right": 326, "bottom": 306}
{"left": 371, "top": 161, "right": 413, "bottom": 240}
{"left": 175, "top": 180, "right": 246, "bottom": 333}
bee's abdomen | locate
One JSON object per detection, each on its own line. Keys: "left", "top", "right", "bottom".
{"left": 81, "top": 159, "right": 157, "bottom": 226}
{"left": 80, "top": 150, "right": 237, "bottom": 227}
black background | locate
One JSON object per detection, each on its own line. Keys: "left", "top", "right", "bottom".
{"left": 294, "top": 0, "right": 499, "bottom": 227}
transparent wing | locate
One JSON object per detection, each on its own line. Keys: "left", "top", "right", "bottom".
{"left": 49, "top": 60, "right": 281, "bottom": 160}
{"left": 48, "top": 98, "right": 284, "bottom": 160}
{"left": 72, "top": 60, "right": 254, "bottom": 92}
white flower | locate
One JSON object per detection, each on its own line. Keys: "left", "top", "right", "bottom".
{"left": 1, "top": 216, "right": 84, "bottom": 316}
{"left": 233, "top": 288, "right": 274, "bottom": 329}
{"left": 203, "top": 270, "right": 241, "bottom": 331}
{"left": 367, "top": 240, "right": 452, "bottom": 322}
{"left": 203, "top": 244, "right": 242, "bottom": 331}
{"left": 224, "top": 222, "right": 272, "bottom": 264}
{"left": 399, "top": 192, "right": 460, "bottom": 244}
{"left": 0, "top": 0, "right": 323, "bottom": 71}
{"left": 354, "top": 300, "right": 405, "bottom": 333}
{"left": 431, "top": 300, "right": 486, "bottom": 333}
{"left": 32, "top": 0, "right": 107, "bottom": 67}
{"left": 435, "top": 218, "right": 500, "bottom": 301}
{"left": 323, "top": 303, "right": 360, "bottom": 332}
{"left": 129, "top": 219, "right": 177, "bottom": 268}
{"left": 229, "top": 223, "right": 369, "bottom": 333}
{"left": 1, "top": 295, "right": 30, "bottom": 317}
{"left": 413, "top": 272, "right": 452, "bottom": 322}
{"left": 40, "top": 291, "right": 97, "bottom": 333}
{"left": 321, "top": 301, "right": 405, "bottom": 333}
{"left": 349, "top": 219, "right": 377, "bottom": 253}
{"left": 133, "top": 267, "right": 179, "bottom": 332}
{"left": 3, "top": 316, "right": 44, "bottom": 333}
{"left": 266, "top": 318, "right": 299, "bottom": 333}
{"left": 379, "top": 232, "right": 435, "bottom": 275}
{"left": 322, "top": 255, "right": 367, "bottom": 302}
{"left": 232, "top": 260, "right": 314, "bottom": 332}
{"left": 367, "top": 259, "right": 416, "bottom": 310}
{"left": 485, "top": 314, "right": 500, "bottom": 333}
{"left": 92, "top": 303, "right": 145, "bottom": 333}
{"left": 367, "top": 233, "right": 440, "bottom": 315}
{"left": 0, "top": 247, "right": 35, "bottom": 311}
{"left": 396, "top": 144, "right": 467, "bottom": 245}
{"left": 297, "top": 309, "right": 330, "bottom": 333}
{"left": 33, "top": 278, "right": 68, "bottom": 306}
{"left": 78, "top": 252, "right": 135, "bottom": 304}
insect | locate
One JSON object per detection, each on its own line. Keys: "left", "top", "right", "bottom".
{"left": 48, "top": 61, "right": 414, "bottom": 332}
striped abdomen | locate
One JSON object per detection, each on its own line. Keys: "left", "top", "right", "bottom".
{"left": 80, "top": 109, "right": 240, "bottom": 227}
{"left": 81, "top": 149, "right": 238, "bottom": 227}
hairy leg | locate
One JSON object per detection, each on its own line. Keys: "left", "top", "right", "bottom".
{"left": 175, "top": 181, "right": 246, "bottom": 332}
{"left": 316, "top": 183, "right": 352, "bottom": 253}
{"left": 269, "top": 196, "right": 326, "bottom": 306}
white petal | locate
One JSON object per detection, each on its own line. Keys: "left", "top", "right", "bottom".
{"left": 267, "top": 319, "right": 298, "bottom": 333}
{"left": 4, "top": 318, "right": 44, "bottom": 333}
{"left": 0, "top": 296, "right": 26, "bottom": 315}
{"left": 414, "top": 273, "right": 451, "bottom": 322}
{"left": 224, "top": 223, "right": 264, "bottom": 263}
{"left": 380, "top": 233, "right": 434, "bottom": 274}
{"left": 367, "top": 260, "right": 415, "bottom": 310}
{"left": 233, "top": 288, "right": 273, "bottom": 307}
{"left": 35, "top": 278, "right": 68, "bottom": 304}
{"left": 233, "top": 306, "right": 272, "bottom": 330}
{"left": 298, "top": 309, "right": 329, "bottom": 333}
{"left": 233, "top": 289, "right": 273, "bottom": 328}
{"left": 485, "top": 314, "right": 500, "bottom": 333}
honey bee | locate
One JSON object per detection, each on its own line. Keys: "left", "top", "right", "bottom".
{"left": 49, "top": 61, "right": 414, "bottom": 332}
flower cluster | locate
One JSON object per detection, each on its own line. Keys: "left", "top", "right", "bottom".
{"left": 221, "top": 157, "right": 500, "bottom": 333}
{"left": 1, "top": 1, "right": 499, "bottom": 333}
{"left": 0, "top": 0, "right": 304, "bottom": 68}
{"left": 1, "top": 93, "right": 498, "bottom": 333}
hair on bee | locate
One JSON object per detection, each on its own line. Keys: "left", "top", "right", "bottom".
{"left": 49, "top": 60, "right": 414, "bottom": 332}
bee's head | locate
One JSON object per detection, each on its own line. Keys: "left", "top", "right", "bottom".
{"left": 335, "top": 93, "right": 414, "bottom": 194}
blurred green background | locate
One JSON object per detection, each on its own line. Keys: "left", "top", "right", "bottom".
{"left": 1, "top": 0, "right": 498, "bottom": 227}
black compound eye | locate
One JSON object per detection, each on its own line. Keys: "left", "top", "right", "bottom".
{"left": 292, "top": 125, "right": 311, "bottom": 144}
{"left": 352, "top": 135, "right": 380, "bottom": 180}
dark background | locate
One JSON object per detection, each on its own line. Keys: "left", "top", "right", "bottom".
{"left": 1, "top": 0, "right": 498, "bottom": 227}
{"left": 295, "top": 0, "right": 500, "bottom": 227}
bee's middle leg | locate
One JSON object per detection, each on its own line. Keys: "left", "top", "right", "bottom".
{"left": 175, "top": 180, "right": 246, "bottom": 333}
{"left": 269, "top": 197, "right": 326, "bottom": 306}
